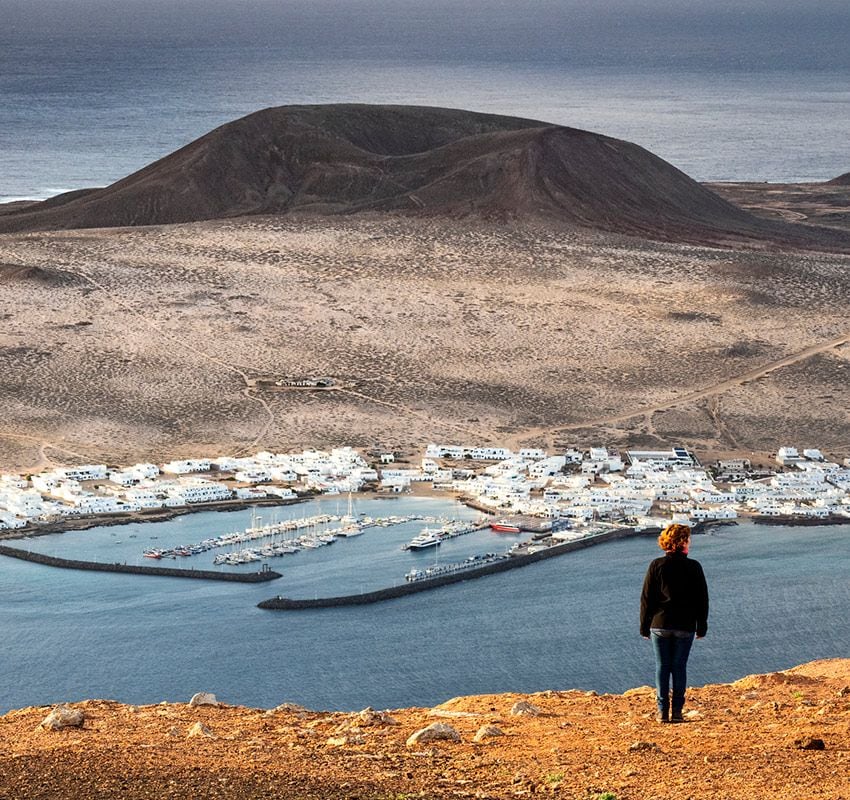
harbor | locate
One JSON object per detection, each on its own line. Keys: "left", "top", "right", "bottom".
{"left": 0, "top": 494, "right": 848, "bottom": 713}
{"left": 258, "top": 524, "right": 638, "bottom": 609}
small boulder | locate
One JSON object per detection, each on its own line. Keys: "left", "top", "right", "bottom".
{"left": 327, "top": 732, "right": 365, "bottom": 747}
{"left": 40, "top": 705, "right": 85, "bottom": 731}
{"left": 187, "top": 721, "right": 215, "bottom": 739}
{"left": 629, "top": 740, "right": 658, "bottom": 752}
{"left": 473, "top": 724, "right": 505, "bottom": 742}
{"left": 623, "top": 686, "right": 654, "bottom": 697}
{"left": 406, "top": 722, "right": 461, "bottom": 747}
{"left": 794, "top": 737, "right": 825, "bottom": 751}
{"left": 269, "top": 702, "right": 309, "bottom": 718}
{"left": 358, "top": 707, "right": 398, "bottom": 726}
{"left": 188, "top": 692, "right": 219, "bottom": 707}
{"left": 510, "top": 701, "right": 541, "bottom": 717}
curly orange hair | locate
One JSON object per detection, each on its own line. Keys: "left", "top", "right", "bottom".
{"left": 658, "top": 523, "right": 691, "bottom": 553}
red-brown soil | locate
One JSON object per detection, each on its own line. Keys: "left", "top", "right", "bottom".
{"left": 1, "top": 660, "right": 847, "bottom": 799}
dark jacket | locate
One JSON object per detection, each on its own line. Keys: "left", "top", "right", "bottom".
{"left": 640, "top": 551, "right": 709, "bottom": 637}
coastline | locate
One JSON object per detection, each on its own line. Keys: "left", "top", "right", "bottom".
{"left": 3, "top": 488, "right": 847, "bottom": 549}
{"left": 0, "top": 493, "right": 309, "bottom": 541}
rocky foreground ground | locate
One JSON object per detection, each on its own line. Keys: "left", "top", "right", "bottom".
{"left": 1, "top": 660, "right": 847, "bottom": 800}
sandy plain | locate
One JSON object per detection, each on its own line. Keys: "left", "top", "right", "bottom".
{"left": 1, "top": 213, "right": 849, "bottom": 472}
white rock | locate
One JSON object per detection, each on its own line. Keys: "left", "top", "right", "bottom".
{"left": 510, "top": 701, "right": 541, "bottom": 717}
{"left": 473, "top": 724, "right": 505, "bottom": 742}
{"left": 188, "top": 692, "right": 219, "bottom": 707}
{"left": 187, "top": 721, "right": 215, "bottom": 738}
{"left": 358, "top": 708, "right": 399, "bottom": 726}
{"left": 40, "top": 705, "right": 85, "bottom": 731}
{"left": 406, "top": 722, "right": 461, "bottom": 747}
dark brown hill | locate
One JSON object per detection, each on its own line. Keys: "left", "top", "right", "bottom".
{"left": 827, "top": 171, "right": 850, "bottom": 185}
{"left": 1, "top": 104, "right": 848, "bottom": 249}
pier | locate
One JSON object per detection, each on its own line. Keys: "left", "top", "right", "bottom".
{"left": 257, "top": 526, "right": 637, "bottom": 609}
{"left": 0, "top": 545, "right": 281, "bottom": 583}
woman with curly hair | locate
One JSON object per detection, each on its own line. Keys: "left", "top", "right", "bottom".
{"left": 640, "top": 523, "right": 709, "bottom": 723}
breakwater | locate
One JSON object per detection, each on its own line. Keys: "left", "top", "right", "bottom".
{"left": 258, "top": 526, "right": 636, "bottom": 609}
{"left": 0, "top": 545, "right": 281, "bottom": 582}
{"left": 751, "top": 514, "right": 849, "bottom": 526}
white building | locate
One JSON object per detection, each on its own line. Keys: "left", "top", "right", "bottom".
{"left": 776, "top": 447, "right": 803, "bottom": 466}
{"left": 164, "top": 479, "right": 231, "bottom": 504}
{"left": 627, "top": 448, "right": 695, "bottom": 467}
{"left": 162, "top": 459, "right": 211, "bottom": 475}
{"left": 0, "top": 488, "right": 44, "bottom": 518}
{"left": 0, "top": 511, "right": 26, "bottom": 529}
{"left": 55, "top": 464, "right": 108, "bottom": 481}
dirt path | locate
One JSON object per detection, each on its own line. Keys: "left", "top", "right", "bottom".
{"left": 0, "top": 432, "right": 90, "bottom": 471}
{"left": 335, "top": 387, "right": 491, "bottom": 440}
{"left": 506, "top": 329, "right": 850, "bottom": 449}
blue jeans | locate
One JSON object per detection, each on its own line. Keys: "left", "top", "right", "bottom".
{"left": 651, "top": 629, "right": 695, "bottom": 715}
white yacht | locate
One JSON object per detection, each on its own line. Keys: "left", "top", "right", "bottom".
{"left": 405, "top": 529, "right": 442, "bottom": 550}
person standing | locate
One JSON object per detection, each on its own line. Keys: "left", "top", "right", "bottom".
{"left": 640, "top": 523, "right": 709, "bottom": 723}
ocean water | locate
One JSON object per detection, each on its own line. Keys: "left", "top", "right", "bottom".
{"left": 1, "top": 32, "right": 849, "bottom": 203}
{"left": 0, "top": 495, "right": 847, "bottom": 714}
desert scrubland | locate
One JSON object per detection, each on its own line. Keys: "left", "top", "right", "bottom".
{"left": 2, "top": 213, "right": 849, "bottom": 471}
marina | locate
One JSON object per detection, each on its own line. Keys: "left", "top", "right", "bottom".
{"left": 143, "top": 512, "right": 442, "bottom": 565}
{"left": 259, "top": 524, "right": 640, "bottom": 609}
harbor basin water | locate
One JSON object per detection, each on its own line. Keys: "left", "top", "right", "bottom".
{"left": 0, "top": 495, "right": 847, "bottom": 714}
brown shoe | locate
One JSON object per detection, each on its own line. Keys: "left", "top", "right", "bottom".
{"left": 670, "top": 711, "right": 684, "bottom": 723}
{"left": 656, "top": 711, "right": 669, "bottom": 723}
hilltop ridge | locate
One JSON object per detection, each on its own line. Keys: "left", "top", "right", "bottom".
{"left": 2, "top": 103, "right": 849, "bottom": 250}
{"left": 2, "top": 659, "right": 848, "bottom": 799}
